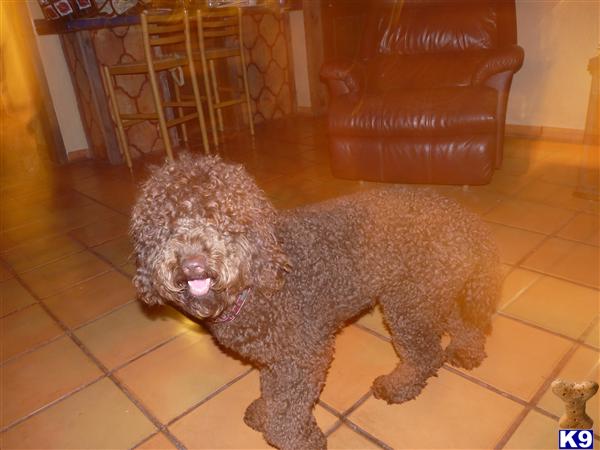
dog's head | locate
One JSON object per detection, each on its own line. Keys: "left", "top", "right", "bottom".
{"left": 130, "top": 153, "right": 290, "bottom": 320}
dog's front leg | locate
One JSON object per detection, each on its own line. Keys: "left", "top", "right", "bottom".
{"left": 257, "top": 362, "right": 327, "bottom": 450}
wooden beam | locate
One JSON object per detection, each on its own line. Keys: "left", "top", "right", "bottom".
{"left": 302, "top": 0, "right": 327, "bottom": 115}
{"left": 74, "top": 31, "right": 123, "bottom": 164}
{"left": 14, "top": 1, "right": 67, "bottom": 164}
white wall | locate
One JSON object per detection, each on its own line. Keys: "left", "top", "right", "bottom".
{"left": 507, "top": 0, "right": 599, "bottom": 130}
{"left": 289, "top": 10, "right": 312, "bottom": 109}
{"left": 26, "top": 1, "right": 89, "bottom": 154}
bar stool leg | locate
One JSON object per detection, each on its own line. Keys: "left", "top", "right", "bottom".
{"left": 173, "top": 81, "right": 189, "bottom": 145}
{"left": 197, "top": 10, "right": 219, "bottom": 147}
{"left": 204, "top": 77, "right": 219, "bottom": 148}
{"left": 239, "top": 55, "right": 254, "bottom": 135}
{"left": 202, "top": 67, "right": 219, "bottom": 148}
{"left": 209, "top": 59, "right": 225, "bottom": 133}
{"left": 189, "top": 71, "right": 211, "bottom": 154}
{"left": 148, "top": 69, "right": 174, "bottom": 161}
{"left": 142, "top": 16, "right": 174, "bottom": 161}
{"left": 184, "top": 11, "right": 211, "bottom": 154}
{"left": 102, "top": 66, "right": 133, "bottom": 171}
{"left": 238, "top": 8, "right": 254, "bottom": 135}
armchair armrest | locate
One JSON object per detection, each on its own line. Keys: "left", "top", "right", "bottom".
{"left": 320, "top": 59, "right": 365, "bottom": 97}
{"left": 472, "top": 45, "right": 524, "bottom": 85}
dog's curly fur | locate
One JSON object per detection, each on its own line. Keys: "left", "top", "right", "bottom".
{"left": 130, "top": 153, "right": 501, "bottom": 450}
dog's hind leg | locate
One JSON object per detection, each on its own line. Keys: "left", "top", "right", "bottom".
{"left": 445, "top": 261, "right": 499, "bottom": 370}
{"left": 444, "top": 306, "right": 487, "bottom": 370}
{"left": 373, "top": 288, "right": 446, "bottom": 404}
{"left": 244, "top": 397, "right": 266, "bottom": 433}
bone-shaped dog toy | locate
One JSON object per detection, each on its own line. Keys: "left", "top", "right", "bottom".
{"left": 551, "top": 379, "right": 599, "bottom": 429}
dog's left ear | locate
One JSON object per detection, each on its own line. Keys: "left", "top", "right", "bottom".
{"left": 249, "top": 232, "right": 291, "bottom": 298}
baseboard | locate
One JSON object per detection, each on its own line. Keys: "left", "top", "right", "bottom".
{"left": 67, "top": 148, "right": 91, "bottom": 162}
{"left": 506, "top": 124, "right": 585, "bottom": 143}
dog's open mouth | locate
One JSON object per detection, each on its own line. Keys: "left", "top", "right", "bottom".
{"left": 187, "top": 278, "right": 212, "bottom": 297}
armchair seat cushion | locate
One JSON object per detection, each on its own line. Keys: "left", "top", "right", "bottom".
{"left": 329, "top": 87, "right": 497, "bottom": 137}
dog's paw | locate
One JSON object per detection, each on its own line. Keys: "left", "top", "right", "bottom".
{"left": 264, "top": 423, "right": 327, "bottom": 450}
{"left": 372, "top": 372, "right": 426, "bottom": 404}
{"left": 303, "top": 428, "right": 327, "bottom": 450}
{"left": 444, "top": 342, "right": 486, "bottom": 370}
{"left": 243, "top": 398, "right": 266, "bottom": 432}
{"left": 445, "top": 343, "right": 486, "bottom": 370}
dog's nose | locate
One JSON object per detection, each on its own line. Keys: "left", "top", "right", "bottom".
{"left": 181, "top": 256, "right": 207, "bottom": 279}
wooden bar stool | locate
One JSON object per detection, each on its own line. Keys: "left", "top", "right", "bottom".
{"left": 101, "top": 9, "right": 210, "bottom": 170}
{"left": 196, "top": 7, "right": 254, "bottom": 147}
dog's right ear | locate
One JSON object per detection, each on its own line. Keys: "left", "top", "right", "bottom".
{"left": 133, "top": 264, "right": 163, "bottom": 305}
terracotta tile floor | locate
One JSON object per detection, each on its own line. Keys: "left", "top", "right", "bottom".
{"left": 1, "top": 115, "right": 599, "bottom": 449}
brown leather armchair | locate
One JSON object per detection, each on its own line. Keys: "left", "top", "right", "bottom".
{"left": 320, "top": 0, "right": 524, "bottom": 185}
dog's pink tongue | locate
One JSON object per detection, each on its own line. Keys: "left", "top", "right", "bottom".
{"left": 188, "top": 278, "right": 210, "bottom": 296}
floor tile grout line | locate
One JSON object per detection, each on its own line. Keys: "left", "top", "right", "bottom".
{"left": 0, "top": 202, "right": 123, "bottom": 241}
{"left": 8, "top": 225, "right": 141, "bottom": 334}
{"left": 353, "top": 315, "right": 598, "bottom": 428}
{"left": 1, "top": 247, "right": 88, "bottom": 276}
{"left": 0, "top": 375, "right": 106, "bottom": 433}
{"left": 67, "top": 230, "right": 130, "bottom": 254}
{"left": 66, "top": 185, "right": 133, "bottom": 219}
{"left": 0, "top": 300, "right": 39, "bottom": 321}
{"left": 338, "top": 416, "right": 394, "bottom": 450}
{"left": 107, "top": 370, "right": 188, "bottom": 450}
{"left": 128, "top": 430, "right": 162, "bottom": 450}
{"left": 496, "top": 311, "right": 595, "bottom": 346}
{"left": 493, "top": 318, "right": 598, "bottom": 449}
{"left": 320, "top": 391, "right": 396, "bottom": 449}
{"left": 0, "top": 331, "right": 67, "bottom": 368}
{"left": 322, "top": 419, "right": 344, "bottom": 438}
{"left": 68, "top": 233, "right": 134, "bottom": 281}
{"left": 483, "top": 207, "right": 597, "bottom": 253}
{"left": 497, "top": 271, "right": 543, "bottom": 311}
{"left": 578, "top": 340, "right": 600, "bottom": 352}
{"left": 578, "top": 316, "right": 600, "bottom": 346}
{"left": 553, "top": 209, "right": 587, "bottom": 238}
{"left": 0, "top": 261, "right": 186, "bottom": 450}
{"left": 441, "top": 365, "right": 531, "bottom": 407}
{"left": 524, "top": 401, "right": 600, "bottom": 439}
{"left": 492, "top": 193, "right": 599, "bottom": 341}
{"left": 355, "top": 309, "right": 595, "bottom": 368}
{"left": 495, "top": 311, "right": 600, "bottom": 351}
{"left": 488, "top": 204, "right": 600, "bottom": 291}
{"left": 107, "top": 330, "right": 188, "bottom": 375}
{"left": 512, "top": 264, "right": 599, "bottom": 291}
{"left": 70, "top": 299, "right": 137, "bottom": 332}
{"left": 0, "top": 300, "right": 180, "bottom": 371}
{"left": 316, "top": 400, "right": 344, "bottom": 419}
{"left": 0, "top": 292, "right": 139, "bottom": 368}
{"left": 339, "top": 391, "right": 374, "bottom": 418}
{"left": 35, "top": 267, "right": 115, "bottom": 300}
{"left": 491, "top": 178, "right": 598, "bottom": 212}
{"left": 353, "top": 322, "right": 391, "bottom": 343}
{"left": 165, "top": 367, "right": 255, "bottom": 427}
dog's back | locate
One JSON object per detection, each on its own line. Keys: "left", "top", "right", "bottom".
{"left": 274, "top": 187, "right": 499, "bottom": 334}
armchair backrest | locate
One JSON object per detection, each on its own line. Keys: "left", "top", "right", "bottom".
{"left": 359, "top": 0, "right": 517, "bottom": 59}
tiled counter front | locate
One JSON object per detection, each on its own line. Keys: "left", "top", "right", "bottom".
{"left": 242, "top": 8, "right": 293, "bottom": 123}
{"left": 61, "top": 7, "right": 294, "bottom": 162}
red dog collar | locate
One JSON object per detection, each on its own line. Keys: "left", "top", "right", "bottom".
{"left": 209, "top": 289, "right": 250, "bottom": 323}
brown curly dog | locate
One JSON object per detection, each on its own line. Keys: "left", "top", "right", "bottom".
{"left": 130, "top": 153, "right": 500, "bottom": 450}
